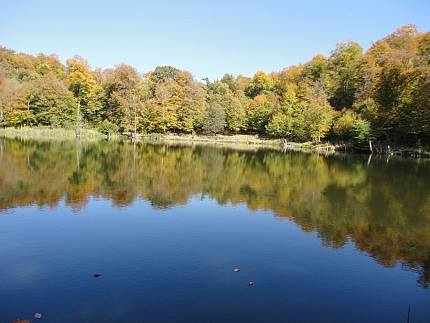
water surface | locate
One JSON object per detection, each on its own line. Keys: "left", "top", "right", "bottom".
{"left": 0, "top": 138, "right": 429, "bottom": 322}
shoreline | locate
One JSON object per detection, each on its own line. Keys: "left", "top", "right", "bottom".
{"left": 140, "top": 133, "right": 345, "bottom": 153}
{"left": 1, "top": 127, "right": 428, "bottom": 157}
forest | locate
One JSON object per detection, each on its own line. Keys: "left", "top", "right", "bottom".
{"left": 0, "top": 25, "right": 429, "bottom": 147}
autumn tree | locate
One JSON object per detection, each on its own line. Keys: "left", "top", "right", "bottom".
{"left": 298, "top": 82, "right": 335, "bottom": 141}
{"left": 142, "top": 66, "right": 206, "bottom": 133}
{"left": 66, "top": 56, "right": 104, "bottom": 134}
{"left": 247, "top": 93, "right": 278, "bottom": 133}
{"left": 103, "top": 64, "right": 143, "bottom": 135}
{"left": 245, "top": 71, "right": 275, "bottom": 98}
{"left": 0, "top": 73, "right": 21, "bottom": 126}
{"left": 360, "top": 25, "right": 429, "bottom": 143}
{"left": 201, "top": 101, "right": 226, "bottom": 134}
{"left": 328, "top": 41, "right": 363, "bottom": 109}
{"left": 266, "top": 83, "right": 303, "bottom": 138}
{"left": 302, "top": 54, "right": 330, "bottom": 89}
{"left": 207, "top": 80, "right": 247, "bottom": 133}
{"left": 25, "top": 74, "right": 76, "bottom": 127}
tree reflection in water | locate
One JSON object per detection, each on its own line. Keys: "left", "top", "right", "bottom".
{"left": 1, "top": 138, "right": 429, "bottom": 287}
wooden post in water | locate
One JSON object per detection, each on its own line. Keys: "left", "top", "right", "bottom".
{"left": 407, "top": 304, "right": 411, "bottom": 323}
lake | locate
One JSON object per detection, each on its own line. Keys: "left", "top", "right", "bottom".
{"left": 0, "top": 138, "right": 429, "bottom": 322}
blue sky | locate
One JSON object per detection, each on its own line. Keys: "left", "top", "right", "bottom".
{"left": 1, "top": 0, "right": 429, "bottom": 80}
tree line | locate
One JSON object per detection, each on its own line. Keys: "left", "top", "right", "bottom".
{"left": 0, "top": 25, "right": 429, "bottom": 146}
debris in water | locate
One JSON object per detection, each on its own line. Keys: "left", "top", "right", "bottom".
{"left": 34, "top": 312, "right": 43, "bottom": 319}
{"left": 93, "top": 273, "right": 101, "bottom": 278}
{"left": 13, "top": 320, "right": 31, "bottom": 323}
{"left": 232, "top": 268, "right": 241, "bottom": 272}
{"left": 248, "top": 281, "right": 254, "bottom": 286}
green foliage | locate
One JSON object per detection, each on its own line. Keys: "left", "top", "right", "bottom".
{"left": 103, "top": 64, "right": 142, "bottom": 132}
{"left": 351, "top": 118, "right": 373, "bottom": 148}
{"left": 328, "top": 41, "right": 363, "bottom": 109}
{"left": 266, "top": 84, "right": 300, "bottom": 138}
{"left": 361, "top": 25, "right": 430, "bottom": 143}
{"left": 302, "top": 54, "right": 329, "bottom": 88}
{"left": 25, "top": 75, "right": 76, "bottom": 127}
{"left": 225, "top": 95, "right": 248, "bottom": 132}
{"left": 201, "top": 102, "right": 226, "bottom": 134}
{"left": 266, "top": 112, "right": 291, "bottom": 137}
{"left": 267, "top": 81, "right": 334, "bottom": 141}
{"left": 247, "top": 94, "right": 276, "bottom": 133}
{"left": 206, "top": 81, "right": 247, "bottom": 133}
{"left": 176, "top": 78, "right": 207, "bottom": 132}
{"left": 6, "top": 110, "right": 35, "bottom": 127}
{"left": 332, "top": 110, "right": 358, "bottom": 139}
{"left": 151, "top": 66, "right": 181, "bottom": 83}
{"left": 99, "top": 119, "right": 119, "bottom": 136}
{"left": 332, "top": 110, "right": 373, "bottom": 147}
{"left": 220, "top": 73, "right": 237, "bottom": 92}
{"left": 299, "top": 82, "right": 335, "bottom": 141}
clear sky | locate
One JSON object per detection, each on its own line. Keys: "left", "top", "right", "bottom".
{"left": 1, "top": 0, "right": 429, "bottom": 80}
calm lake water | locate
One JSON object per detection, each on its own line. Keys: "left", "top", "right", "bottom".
{"left": 0, "top": 138, "right": 429, "bottom": 323}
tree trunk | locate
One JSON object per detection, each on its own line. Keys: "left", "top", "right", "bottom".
{"left": 134, "top": 105, "right": 137, "bottom": 139}
{"left": 76, "top": 100, "right": 81, "bottom": 138}
{"left": 76, "top": 140, "right": 81, "bottom": 172}
{"left": 0, "top": 106, "right": 3, "bottom": 127}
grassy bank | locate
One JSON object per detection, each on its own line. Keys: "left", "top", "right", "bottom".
{"left": 142, "top": 133, "right": 281, "bottom": 148}
{"left": 140, "top": 133, "right": 343, "bottom": 153}
{"left": 0, "top": 127, "right": 107, "bottom": 141}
